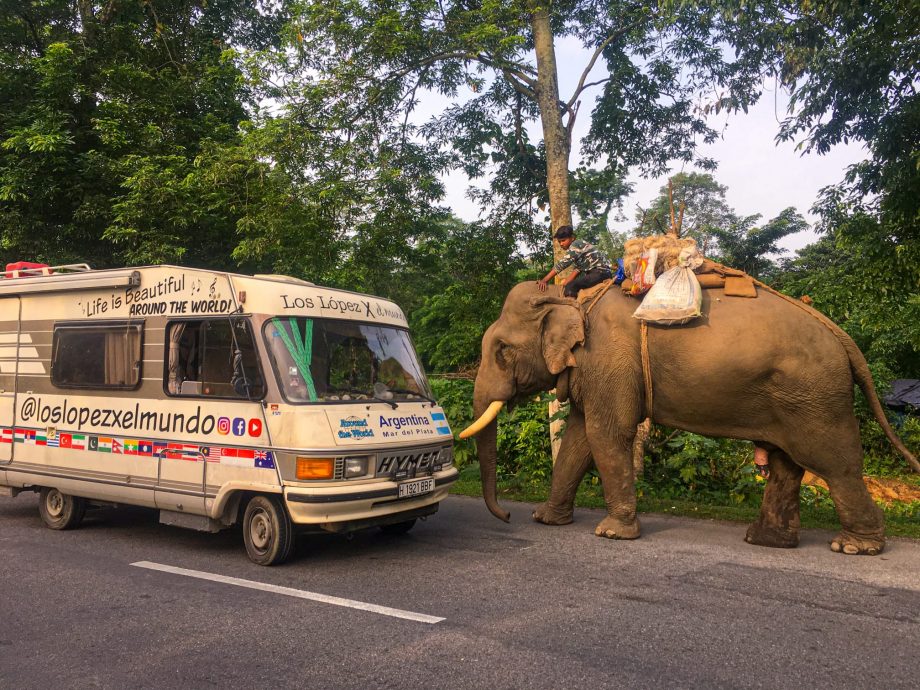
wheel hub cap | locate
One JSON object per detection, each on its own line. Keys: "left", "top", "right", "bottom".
{"left": 250, "top": 510, "right": 272, "bottom": 551}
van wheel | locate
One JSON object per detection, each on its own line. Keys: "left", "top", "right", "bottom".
{"left": 243, "top": 495, "right": 294, "bottom": 566}
{"left": 38, "top": 487, "right": 86, "bottom": 530}
{"left": 380, "top": 519, "right": 416, "bottom": 535}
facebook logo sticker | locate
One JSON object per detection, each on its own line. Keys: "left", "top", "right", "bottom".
{"left": 232, "top": 418, "right": 246, "bottom": 436}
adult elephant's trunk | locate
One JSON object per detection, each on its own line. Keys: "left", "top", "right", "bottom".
{"left": 461, "top": 396, "right": 510, "bottom": 522}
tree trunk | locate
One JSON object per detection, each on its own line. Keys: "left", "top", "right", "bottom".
{"left": 530, "top": 5, "right": 571, "bottom": 461}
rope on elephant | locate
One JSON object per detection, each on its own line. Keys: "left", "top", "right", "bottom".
{"left": 640, "top": 320, "right": 653, "bottom": 420}
{"left": 580, "top": 278, "right": 615, "bottom": 316}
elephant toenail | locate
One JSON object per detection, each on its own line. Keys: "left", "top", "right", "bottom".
{"left": 830, "top": 541, "right": 841, "bottom": 552}
{"left": 843, "top": 544, "right": 859, "bottom": 555}
{"left": 867, "top": 547, "right": 879, "bottom": 556}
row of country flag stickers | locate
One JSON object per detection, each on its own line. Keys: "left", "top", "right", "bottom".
{"left": 0, "top": 427, "right": 275, "bottom": 469}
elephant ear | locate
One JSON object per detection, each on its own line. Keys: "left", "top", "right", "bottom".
{"left": 531, "top": 295, "right": 585, "bottom": 375}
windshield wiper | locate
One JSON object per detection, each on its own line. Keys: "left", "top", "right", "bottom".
{"left": 330, "top": 386, "right": 399, "bottom": 409}
{"left": 386, "top": 387, "right": 437, "bottom": 405}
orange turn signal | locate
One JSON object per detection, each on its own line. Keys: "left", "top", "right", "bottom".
{"left": 296, "top": 457, "right": 334, "bottom": 480}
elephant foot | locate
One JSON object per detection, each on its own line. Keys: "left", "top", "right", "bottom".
{"left": 532, "top": 502, "right": 573, "bottom": 525}
{"left": 829, "top": 531, "right": 885, "bottom": 556}
{"left": 594, "top": 515, "right": 641, "bottom": 540}
{"left": 745, "top": 522, "right": 799, "bottom": 549}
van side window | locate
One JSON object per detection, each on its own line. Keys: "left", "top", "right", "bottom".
{"left": 166, "top": 318, "right": 264, "bottom": 399}
{"left": 52, "top": 323, "right": 142, "bottom": 389}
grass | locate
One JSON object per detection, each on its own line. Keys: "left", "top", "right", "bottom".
{"left": 450, "top": 464, "right": 920, "bottom": 539}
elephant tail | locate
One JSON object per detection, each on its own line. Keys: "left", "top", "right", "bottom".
{"left": 753, "top": 277, "right": 920, "bottom": 474}
{"left": 838, "top": 332, "right": 920, "bottom": 474}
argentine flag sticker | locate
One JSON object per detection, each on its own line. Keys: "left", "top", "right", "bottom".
{"left": 431, "top": 411, "right": 451, "bottom": 436}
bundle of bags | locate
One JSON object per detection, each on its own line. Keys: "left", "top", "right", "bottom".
{"left": 622, "top": 235, "right": 705, "bottom": 326}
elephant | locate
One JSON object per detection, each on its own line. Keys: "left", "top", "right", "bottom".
{"left": 460, "top": 281, "right": 919, "bottom": 555}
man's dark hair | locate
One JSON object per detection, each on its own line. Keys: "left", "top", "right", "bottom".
{"left": 554, "top": 225, "right": 574, "bottom": 240}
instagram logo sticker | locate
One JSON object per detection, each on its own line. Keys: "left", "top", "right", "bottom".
{"left": 217, "top": 417, "right": 231, "bottom": 435}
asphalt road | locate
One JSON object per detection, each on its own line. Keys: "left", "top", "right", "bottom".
{"left": 1, "top": 492, "right": 918, "bottom": 689}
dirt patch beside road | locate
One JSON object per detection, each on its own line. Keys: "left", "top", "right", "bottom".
{"left": 803, "top": 472, "right": 920, "bottom": 504}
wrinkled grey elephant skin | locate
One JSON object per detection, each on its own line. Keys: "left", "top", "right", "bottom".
{"left": 467, "top": 282, "right": 919, "bottom": 556}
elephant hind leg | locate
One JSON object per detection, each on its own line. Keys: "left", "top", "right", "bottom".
{"left": 746, "top": 449, "right": 804, "bottom": 549}
{"left": 825, "top": 474, "right": 885, "bottom": 555}
{"left": 787, "top": 426, "right": 885, "bottom": 556}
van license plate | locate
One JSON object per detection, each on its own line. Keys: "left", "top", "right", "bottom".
{"left": 398, "top": 477, "right": 434, "bottom": 499}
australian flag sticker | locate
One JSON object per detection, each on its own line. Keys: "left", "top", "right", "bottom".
{"left": 254, "top": 450, "right": 275, "bottom": 469}
{"left": 431, "top": 411, "right": 451, "bottom": 436}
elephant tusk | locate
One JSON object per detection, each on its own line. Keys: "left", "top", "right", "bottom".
{"left": 459, "top": 401, "right": 505, "bottom": 439}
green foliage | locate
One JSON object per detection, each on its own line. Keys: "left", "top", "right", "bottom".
{"left": 410, "top": 217, "right": 528, "bottom": 370}
{"left": 710, "top": 206, "right": 808, "bottom": 279}
{"left": 495, "top": 393, "right": 555, "bottom": 486}
{"left": 638, "top": 429, "right": 764, "bottom": 505}
{"left": 429, "top": 377, "right": 477, "bottom": 469}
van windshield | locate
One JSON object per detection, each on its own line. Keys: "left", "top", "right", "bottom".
{"left": 264, "top": 317, "right": 434, "bottom": 403}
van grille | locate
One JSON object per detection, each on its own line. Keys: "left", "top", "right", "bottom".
{"left": 375, "top": 447, "right": 443, "bottom": 479}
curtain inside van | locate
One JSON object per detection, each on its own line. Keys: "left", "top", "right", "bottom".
{"left": 167, "top": 323, "right": 187, "bottom": 394}
{"left": 105, "top": 329, "right": 133, "bottom": 385}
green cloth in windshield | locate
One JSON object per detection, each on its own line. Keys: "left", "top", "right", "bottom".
{"left": 272, "top": 318, "right": 317, "bottom": 401}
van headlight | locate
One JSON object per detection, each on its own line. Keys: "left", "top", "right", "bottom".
{"left": 433, "top": 446, "right": 453, "bottom": 471}
{"left": 344, "top": 456, "right": 369, "bottom": 479}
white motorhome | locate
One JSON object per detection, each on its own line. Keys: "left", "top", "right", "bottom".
{"left": 0, "top": 263, "right": 457, "bottom": 564}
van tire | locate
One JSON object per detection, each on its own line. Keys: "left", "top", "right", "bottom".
{"left": 243, "top": 495, "right": 294, "bottom": 566}
{"left": 380, "top": 518, "right": 416, "bottom": 535}
{"left": 38, "top": 487, "right": 86, "bottom": 530}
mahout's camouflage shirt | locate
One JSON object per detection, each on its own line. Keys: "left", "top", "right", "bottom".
{"left": 553, "top": 239, "right": 612, "bottom": 273}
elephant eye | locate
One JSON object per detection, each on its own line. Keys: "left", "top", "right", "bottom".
{"left": 495, "top": 341, "right": 511, "bottom": 369}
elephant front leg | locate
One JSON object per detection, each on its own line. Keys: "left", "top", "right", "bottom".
{"left": 587, "top": 423, "right": 641, "bottom": 540}
{"left": 745, "top": 448, "right": 804, "bottom": 548}
{"left": 533, "top": 408, "right": 592, "bottom": 526}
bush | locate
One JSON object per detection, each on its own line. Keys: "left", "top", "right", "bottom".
{"left": 639, "top": 428, "right": 764, "bottom": 505}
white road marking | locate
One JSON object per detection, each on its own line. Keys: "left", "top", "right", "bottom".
{"left": 130, "top": 561, "right": 445, "bottom": 624}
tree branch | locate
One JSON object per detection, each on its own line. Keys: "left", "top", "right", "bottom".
{"left": 566, "top": 17, "right": 646, "bottom": 110}
{"left": 503, "top": 71, "right": 536, "bottom": 101}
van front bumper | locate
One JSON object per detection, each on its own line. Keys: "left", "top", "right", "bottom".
{"left": 283, "top": 467, "right": 459, "bottom": 527}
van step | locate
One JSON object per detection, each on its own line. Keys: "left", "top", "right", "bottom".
{"left": 159, "top": 510, "right": 222, "bottom": 533}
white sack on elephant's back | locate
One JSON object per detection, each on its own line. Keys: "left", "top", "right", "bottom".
{"left": 632, "top": 247, "right": 703, "bottom": 325}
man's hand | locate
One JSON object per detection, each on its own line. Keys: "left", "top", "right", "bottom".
{"left": 537, "top": 278, "right": 548, "bottom": 292}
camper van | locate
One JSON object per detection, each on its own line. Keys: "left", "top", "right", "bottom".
{"left": 0, "top": 263, "right": 457, "bottom": 564}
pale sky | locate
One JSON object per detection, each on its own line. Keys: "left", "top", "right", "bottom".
{"left": 436, "top": 37, "right": 866, "bottom": 257}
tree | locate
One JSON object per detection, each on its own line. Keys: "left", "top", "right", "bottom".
{"left": 263, "top": 1, "right": 769, "bottom": 255}
{"left": 717, "top": 0, "right": 919, "bottom": 376}
{"left": 0, "top": 0, "right": 291, "bottom": 268}
{"left": 636, "top": 172, "right": 734, "bottom": 254}
{"left": 710, "top": 206, "right": 807, "bottom": 279}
